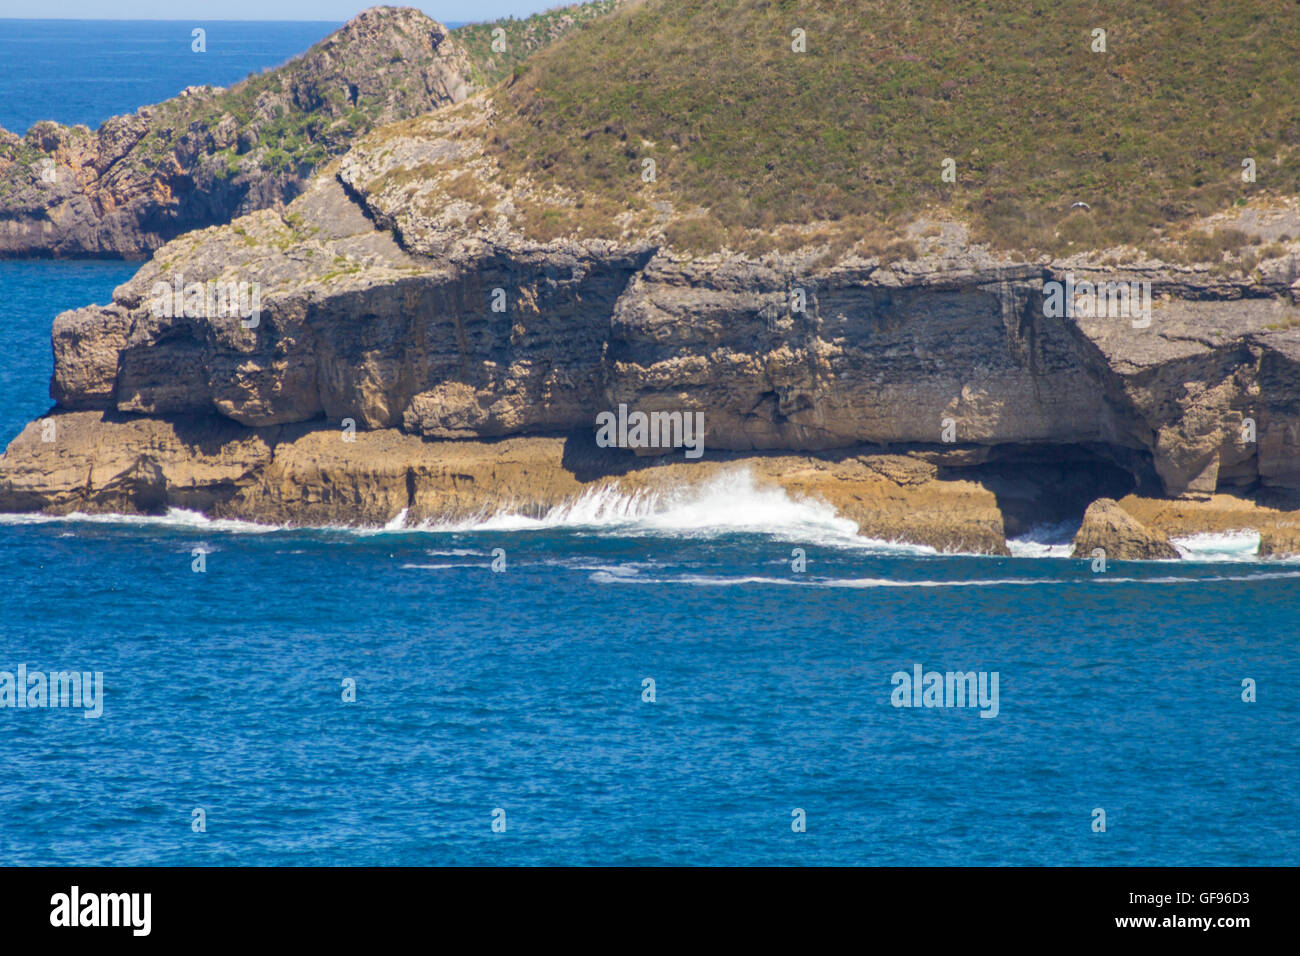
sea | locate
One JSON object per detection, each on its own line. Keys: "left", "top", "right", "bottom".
{"left": 0, "top": 20, "right": 1297, "bottom": 867}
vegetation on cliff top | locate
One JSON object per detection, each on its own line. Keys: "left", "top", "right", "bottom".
{"left": 0, "top": 4, "right": 625, "bottom": 213}
{"left": 482, "top": 0, "right": 1300, "bottom": 256}
{"left": 454, "top": 1, "right": 629, "bottom": 87}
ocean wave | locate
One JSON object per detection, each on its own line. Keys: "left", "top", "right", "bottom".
{"left": 590, "top": 570, "right": 1300, "bottom": 588}
{"left": 1007, "top": 521, "right": 1078, "bottom": 559}
{"left": 412, "top": 470, "right": 940, "bottom": 554}
{"left": 0, "top": 508, "right": 282, "bottom": 534}
{"left": 1170, "top": 530, "right": 1261, "bottom": 562}
{"left": 569, "top": 563, "right": 644, "bottom": 576}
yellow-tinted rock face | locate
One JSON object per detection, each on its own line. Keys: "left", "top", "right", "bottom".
{"left": 0, "top": 411, "right": 1014, "bottom": 553}
{"left": 8, "top": 413, "right": 1300, "bottom": 558}
{"left": 1071, "top": 498, "right": 1180, "bottom": 561}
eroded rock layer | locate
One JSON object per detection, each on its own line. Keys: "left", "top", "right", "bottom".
{"left": 3, "top": 81, "right": 1300, "bottom": 558}
{"left": 7, "top": 411, "right": 1300, "bottom": 558}
{"left": 33, "top": 167, "right": 1300, "bottom": 502}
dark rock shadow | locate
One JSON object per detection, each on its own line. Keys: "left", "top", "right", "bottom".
{"left": 960, "top": 443, "right": 1144, "bottom": 539}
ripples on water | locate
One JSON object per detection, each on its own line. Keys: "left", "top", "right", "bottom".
{"left": 2, "top": 473, "right": 1297, "bottom": 865}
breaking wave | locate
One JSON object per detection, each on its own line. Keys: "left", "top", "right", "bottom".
{"left": 1170, "top": 530, "right": 1262, "bottom": 562}
{"left": 590, "top": 570, "right": 1300, "bottom": 587}
{"left": 412, "top": 469, "right": 938, "bottom": 554}
{"left": 0, "top": 484, "right": 1294, "bottom": 565}
{"left": 0, "top": 508, "right": 281, "bottom": 534}
{"left": 1007, "top": 521, "right": 1078, "bottom": 559}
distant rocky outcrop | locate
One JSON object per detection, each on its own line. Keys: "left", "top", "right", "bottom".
{"left": 0, "top": 4, "right": 635, "bottom": 260}
{"left": 1071, "top": 498, "right": 1180, "bottom": 561}
{"left": 0, "top": 7, "right": 471, "bottom": 258}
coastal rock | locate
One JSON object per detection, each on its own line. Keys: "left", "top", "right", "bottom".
{"left": 4, "top": 2, "right": 1300, "bottom": 534}
{"left": 36, "top": 143, "right": 1300, "bottom": 500}
{"left": 1258, "top": 525, "right": 1300, "bottom": 558}
{"left": 0, "top": 7, "right": 474, "bottom": 258}
{"left": 0, "top": 411, "right": 1013, "bottom": 553}
{"left": 0, "top": 412, "right": 273, "bottom": 516}
{"left": 1070, "top": 498, "right": 1180, "bottom": 561}
{"left": 50, "top": 302, "right": 135, "bottom": 408}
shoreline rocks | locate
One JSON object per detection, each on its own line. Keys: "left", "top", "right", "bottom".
{"left": 6, "top": 411, "right": 1300, "bottom": 559}
{"left": 1070, "top": 498, "right": 1181, "bottom": 561}
{"left": 1259, "top": 525, "right": 1300, "bottom": 558}
{"left": 0, "top": 411, "right": 1014, "bottom": 552}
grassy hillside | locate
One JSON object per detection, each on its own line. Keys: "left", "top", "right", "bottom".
{"left": 487, "top": 0, "right": 1300, "bottom": 256}
{"left": 454, "top": 1, "right": 628, "bottom": 86}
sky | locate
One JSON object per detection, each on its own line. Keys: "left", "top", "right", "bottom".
{"left": 0, "top": 1, "right": 555, "bottom": 19}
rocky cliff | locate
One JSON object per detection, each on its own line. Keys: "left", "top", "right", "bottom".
{"left": 4, "top": 140, "right": 1299, "bottom": 553}
{"left": 32, "top": 110, "right": 1300, "bottom": 487}
{"left": 0, "top": 5, "right": 629, "bottom": 259}
{"left": 3, "top": 0, "right": 1299, "bottom": 556}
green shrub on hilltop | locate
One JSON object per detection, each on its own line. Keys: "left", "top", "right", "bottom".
{"left": 490, "top": 0, "right": 1300, "bottom": 255}
{"left": 454, "top": 1, "right": 628, "bottom": 87}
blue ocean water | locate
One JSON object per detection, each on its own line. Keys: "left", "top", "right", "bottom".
{"left": 1, "top": 27, "right": 1298, "bottom": 867}
{"left": 0, "top": 20, "right": 341, "bottom": 135}
{"left": 0, "top": 261, "right": 137, "bottom": 444}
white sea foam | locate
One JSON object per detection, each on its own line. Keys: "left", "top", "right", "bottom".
{"left": 590, "top": 570, "right": 1300, "bottom": 588}
{"left": 590, "top": 572, "right": 1064, "bottom": 588}
{"left": 1009, "top": 524, "right": 1280, "bottom": 564}
{"left": 0, "top": 507, "right": 281, "bottom": 533}
{"left": 1170, "top": 530, "right": 1261, "bottom": 562}
{"left": 570, "top": 563, "right": 644, "bottom": 576}
{"left": 414, "top": 469, "right": 938, "bottom": 554}
{"left": 0, "top": 489, "right": 1292, "bottom": 566}
{"left": 1007, "top": 521, "right": 1078, "bottom": 559}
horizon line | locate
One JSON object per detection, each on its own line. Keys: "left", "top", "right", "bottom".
{"left": 0, "top": 16, "right": 350, "bottom": 22}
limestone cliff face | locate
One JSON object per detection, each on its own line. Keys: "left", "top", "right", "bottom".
{"left": 0, "top": 7, "right": 472, "bottom": 258}
{"left": 35, "top": 157, "right": 1300, "bottom": 502}
{"left": 4, "top": 95, "right": 1300, "bottom": 555}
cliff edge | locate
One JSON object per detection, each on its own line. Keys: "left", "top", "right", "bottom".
{"left": 3, "top": 0, "right": 1299, "bottom": 557}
